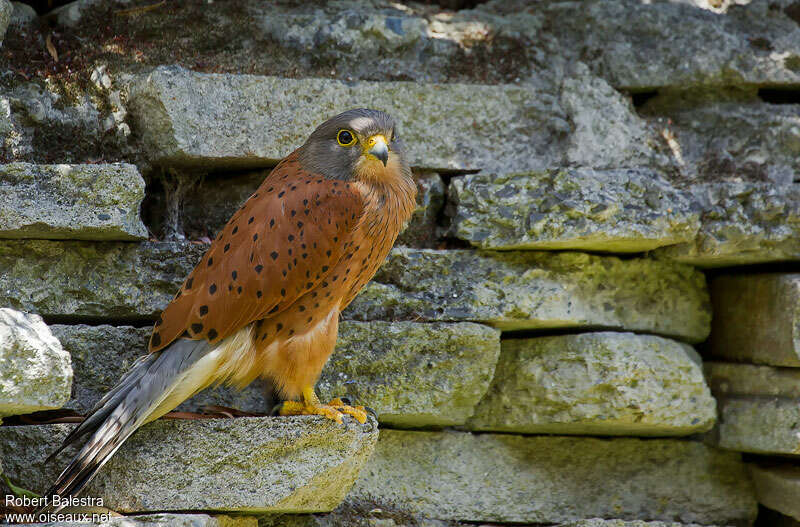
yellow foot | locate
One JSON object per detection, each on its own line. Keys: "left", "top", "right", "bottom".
{"left": 278, "top": 398, "right": 367, "bottom": 424}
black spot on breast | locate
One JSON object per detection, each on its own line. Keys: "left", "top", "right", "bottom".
{"left": 270, "top": 252, "right": 278, "bottom": 260}
{"left": 257, "top": 290, "right": 263, "bottom": 298}
{"left": 248, "top": 216, "right": 254, "bottom": 224}
{"left": 269, "top": 305, "right": 279, "bottom": 314}
{"left": 209, "top": 284, "right": 217, "bottom": 294}
{"left": 288, "top": 234, "right": 295, "bottom": 242}
{"left": 270, "top": 219, "right": 275, "bottom": 227}
{"left": 233, "top": 226, "right": 238, "bottom": 234}
{"left": 253, "top": 234, "right": 258, "bottom": 241}
{"left": 280, "top": 288, "right": 286, "bottom": 296}
{"left": 224, "top": 243, "right": 230, "bottom": 252}
{"left": 191, "top": 323, "right": 203, "bottom": 334}
{"left": 279, "top": 191, "right": 285, "bottom": 198}
{"left": 255, "top": 264, "right": 264, "bottom": 273}
{"left": 238, "top": 286, "right": 243, "bottom": 294}
{"left": 277, "top": 323, "right": 283, "bottom": 331}
{"left": 199, "top": 305, "right": 209, "bottom": 316}
{"left": 185, "top": 278, "right": 193, "bottom": 290}
{"left": 208, "top": 328, "right": 218, "bottom": 340}
{"left": 299, "top": 305, "right": 306, "bottom": 312}
{"left": 207, "top": 258, "right": 213, "bottom": 267}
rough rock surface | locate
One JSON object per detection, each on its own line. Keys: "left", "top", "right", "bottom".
{"left": 558, "top": 521, "right": 720, "bottom": 527}
{"left": 42, "top": 514, "right": 257, "bottom": 527}
{"left": 319, "top": 321, "right": 500, "bottom": 427}
{"left": 9, "top": 2, "right": 36, "bottom": 28}
{"left": 708, "top": 274, "right": 800, "bottom": 367}
{"left": 347, "top": 430, "right": 756, "bottom": 524}
{"left": 0, "top": 0, "right": 10, "bottom": 44}
{"left": 705, "top": 362, "right": 800, "bottom": 456}
{"left": 748, "top": 464, "right": 800, "bottom": 521}
{"left": 0, "top": 308, "right": 72, "bottom": 417}
{"left": 0, "top": 81, "right": 132, "bottom": 165}
{"left": 0, "top": 416, "right": 378, "bottom": 513}
{"left": 127, "top": 65, "right": 663, "bottom": 173}
{"left": 652, "top": 183, "right": 800, "bottom": 267}
{"left": 556, "top": 0, "right": 800, "bottom": 88}
{"left": 53, "top": 321, "right": 500, "bottom": 428}
{"left": 469, "top": 332, "right": 715, "bottom": 436}
{"left": 0, "top": 163, "right": 147, "bottom": 240}
{"left": 395, "top": 171, "right": 445, "bottom": 248}
{"left": 705, "top": 362, "right": 800, "bottom": 399}
{"left": 345, "top": 248, "right": 711, "bottom": 343}
{"left": 640, "top": 91, "right": 800, "bottom": 186}
{"left": 448, "top": 169, "right": 700, "bottom": 252}
{"left": 708, "top": 397, "right": 800, "bottom": 456}
{"left": 0, "top": 240, "right": 205, "bottom": 320}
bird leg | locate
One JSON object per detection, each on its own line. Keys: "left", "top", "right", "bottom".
{"left": 279, "top": 386, "right": 368, "bottom": 424}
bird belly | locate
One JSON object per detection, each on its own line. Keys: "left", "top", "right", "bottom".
{"left": 251, "top": 307, "right": 340, "bottom": 400}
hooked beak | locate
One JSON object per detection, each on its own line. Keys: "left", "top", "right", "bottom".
{"left": 365, "top": 134, "right": 389, "bottom": 166}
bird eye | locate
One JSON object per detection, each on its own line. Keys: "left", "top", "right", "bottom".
{"left": 336, "top": 129, "right": 356, "bottom": 147}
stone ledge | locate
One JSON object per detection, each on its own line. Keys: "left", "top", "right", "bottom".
{"left": 346, "top": 430, "right": 756, "bottom": 525}
{"left": 0, "top": 308, "right": 72, "bottom": 417}
{"left": 449, "top": 169, "right": 700, "bottom": 253}
{"left": 705, "top": 361, "right": 800, "bottom": 457}
{"left": 0, "top": 244, "right": 711, "bottom": 343}
{"left": 30, "top": 513, "right": 257, "bottom": 527}
{"left": 346, "top": 248, "right": 711, "bottom": 343}
{"left": 469, "top": 332, "right": 716, "bottom": 436}
{"left": 53, "top": 321, "right": 501, "bottom": 429}
{"left": 0, "top": 163, "right": 147, "bottom": 241}
{"left": 748, "top": 464, "right": 800, "bottom": 522}
{"left": 708, "top": 274, "right": 800, "bottom": 367}
{"left": 126, "top": 65, "right": 663, "bottom": 174}
{"left": 652, "top": 183, "right": 800, "bottom": 268}
{"left": 0, "top": 416, "right": 378, "bottom": 513}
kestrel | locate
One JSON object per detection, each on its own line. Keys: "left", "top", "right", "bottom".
{"left": 40, "top": 109, "right": 417, "bottom": 506}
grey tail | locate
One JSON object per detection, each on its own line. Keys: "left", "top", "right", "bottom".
{"left": 36, "top": 338, "right": 213, "bottom": 514}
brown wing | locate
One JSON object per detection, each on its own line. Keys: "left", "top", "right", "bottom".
{"left": 149, "top": 154, "right": 365, "bottom": 352}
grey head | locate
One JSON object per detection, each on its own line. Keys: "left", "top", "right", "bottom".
{"left": 297, "top": 108, "right": 409, "bottom": 181}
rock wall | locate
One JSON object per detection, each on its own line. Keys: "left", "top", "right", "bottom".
{"left": 1, "top": 0, "right": 800, "bottom": 525}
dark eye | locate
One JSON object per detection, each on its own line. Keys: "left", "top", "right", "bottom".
{"left": 337, "top": 129, "right": 356, "bottom": 147}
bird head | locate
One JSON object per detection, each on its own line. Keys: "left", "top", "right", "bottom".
{"left": 297, "top": 108, "right": 411, "bottom": 185}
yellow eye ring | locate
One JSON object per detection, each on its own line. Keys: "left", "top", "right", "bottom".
{"left": 336, "top": 129, "right": 357, "bottom": 147}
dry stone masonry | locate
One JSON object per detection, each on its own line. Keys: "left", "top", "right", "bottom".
{"left": 1, "top": 0, "right": 800, "bottom": 524}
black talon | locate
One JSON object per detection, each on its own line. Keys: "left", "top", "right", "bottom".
{"left": 270, "top": 402, "right": 285, "bottom": 416}
{"left": 339, "top": 397, "right": 352, "bottom": 406}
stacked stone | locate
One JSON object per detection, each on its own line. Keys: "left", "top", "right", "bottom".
{"left": 3, "top": 0, "right": 800, "bottom": 525}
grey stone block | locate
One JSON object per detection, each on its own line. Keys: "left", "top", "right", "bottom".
{"left": 705, "top": 362, "right": 800, "bottom": 456}
{"left": 0, "top": 308, "right": 72, "bottom": 417}
{"left": 127, "top": 65, "right": 663, "bottom": 174}
{"left": 345, "top": 248, "right": 711, "bottom": 343}
{"left": 0, "top": 240, "right": 205, "bottom": 320}
{"left": 319, "top": 321, "right": 500, "bottom": 428}
{"left": 35, "top": 513, "right": 257, "bottom": 527}
{"left": 347, "top": 430, "right": 757, "bottom": 524}
{"left": 449, "top": 168, "right": 700, "bottom": 252}
{"left": 653, "top": 183, "right": 800, "bottom": 267}
{"left": 0, "top": 163, "right": 147, "bottom": 240}
{"left": 469, "top": 332, "right": 716, "bottom": 436}
{"left": 0, "top": 416, "right": 378, "bottom": 513}
{"left": 748, "top": 464, "right": 800, "bottom": 522}
{"left": 708, "top": 274, "right": 800, "bottom": 367}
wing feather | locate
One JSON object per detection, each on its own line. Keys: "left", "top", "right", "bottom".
{"left": 149, "top": 154, "right": 364, "bottom": 352}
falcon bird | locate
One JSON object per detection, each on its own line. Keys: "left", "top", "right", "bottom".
{"left": 41, "top": 108, "right": 417, "bottom": 506}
